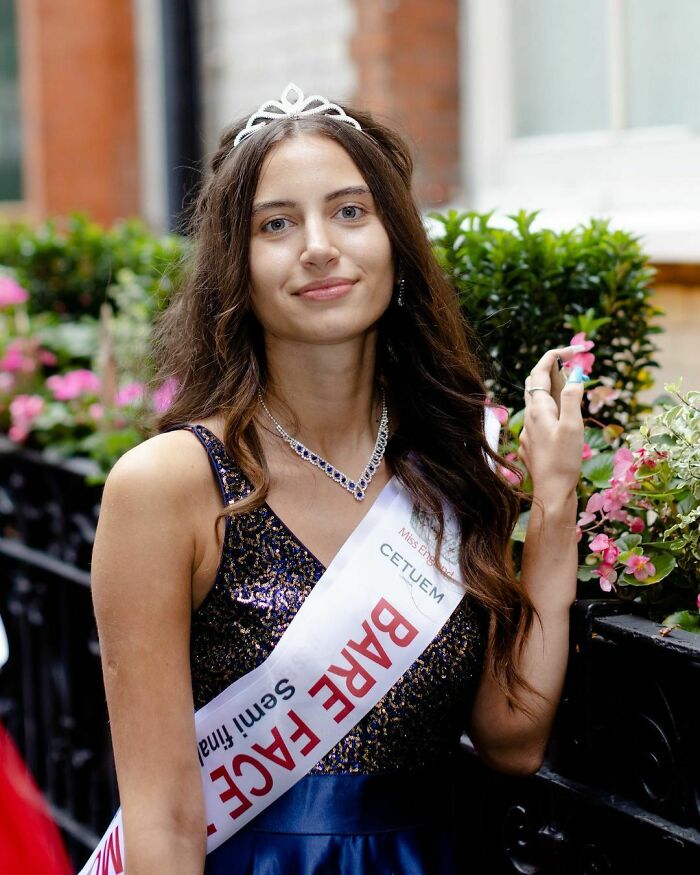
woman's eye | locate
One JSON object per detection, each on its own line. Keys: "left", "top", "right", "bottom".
{"left": 337, "top": 205, "right": 365, "bottom": 220}
{"left": 261, "top": 217, "right": 291, "bottom": 234}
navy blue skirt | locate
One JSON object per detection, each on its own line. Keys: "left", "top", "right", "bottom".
{"left": 204, "top": 770, "right": 463, "bottom": 874}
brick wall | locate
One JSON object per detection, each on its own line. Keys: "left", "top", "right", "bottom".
{"left": 351, "top": 0, "right": 461, "bottom": 205}
{"left": 16, "top": 0, "right": 139, "bottom": 225}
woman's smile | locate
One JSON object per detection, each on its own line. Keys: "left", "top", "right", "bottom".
{"left": 295, "top": 280, "right": 357, "bottom": 301}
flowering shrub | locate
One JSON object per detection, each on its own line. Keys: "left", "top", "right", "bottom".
{"left": 575, "top": 385, "right": 700, "bottom": 632}
{"left": 499, "top": 328, "right": 700, "bottom": 634}
{"left": 0, "top": 260, "right": 178, "bottom": 481}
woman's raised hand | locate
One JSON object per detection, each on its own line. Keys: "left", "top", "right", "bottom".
{"left": 518, "top": 345, "right": 586, "bottom": 506}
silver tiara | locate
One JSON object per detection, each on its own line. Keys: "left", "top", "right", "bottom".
{"left": 233, "top": 82, "right": 362, "bottom": 148}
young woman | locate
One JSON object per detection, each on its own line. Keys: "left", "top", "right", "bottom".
{"left": 90, "top": 85, "right": 586, "bottom": 874}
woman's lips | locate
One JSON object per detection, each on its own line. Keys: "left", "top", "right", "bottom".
{"left": 296, "top": 282, "right": 355, "bottom": 301}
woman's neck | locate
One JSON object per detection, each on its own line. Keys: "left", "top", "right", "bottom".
{"left": 259, "top": 333, "right": 382, "bottom": 461}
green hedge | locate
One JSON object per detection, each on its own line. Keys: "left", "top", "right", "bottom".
{"left": 0, "top": 214, "right": 185, "bottom": 319}
{"left": 431, "top": 209, "right": 663, "bottom": 426}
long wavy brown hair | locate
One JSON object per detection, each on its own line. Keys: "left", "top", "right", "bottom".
{"left": 147, "top": 104, "right": 542, "bottom": 715}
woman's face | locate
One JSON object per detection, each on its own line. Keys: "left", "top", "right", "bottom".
{"left": 248, "top": 134, "right": 394, "bottom": 345}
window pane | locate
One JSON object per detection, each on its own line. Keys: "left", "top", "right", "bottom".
{"left": 511, "top": 0, "right": 609, "bottom": 137}
{"left": 626, "top": 0, "right": 700, "bottom": 130}
{"left": 0, "top": 0, "right": 22, "bottom": 201}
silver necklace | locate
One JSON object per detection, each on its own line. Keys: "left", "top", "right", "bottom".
{"left": 257, "top": 389, "right": 389, "bottom": 501}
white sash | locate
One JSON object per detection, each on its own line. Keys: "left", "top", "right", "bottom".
{"left": 80, "top": 411, "right": 498, "bottom": 874}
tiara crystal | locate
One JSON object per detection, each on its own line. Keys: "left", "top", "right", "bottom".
{"left": 233, "top": 82, "right": 362, "bottom": 148}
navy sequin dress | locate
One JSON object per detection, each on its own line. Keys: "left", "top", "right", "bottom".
{"left": 172, "top": 424, "right": 488, "bottom": 874}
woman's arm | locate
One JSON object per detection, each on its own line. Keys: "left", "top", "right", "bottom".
{"left": 91, "top": 434, "right": 210, "bottom": 874}
{"left": 468, "top": 345, "right": 586, "bottom": 775}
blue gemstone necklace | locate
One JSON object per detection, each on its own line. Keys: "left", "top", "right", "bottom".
{"left": 257, "top": 389, "right": 389, "bottom": 501}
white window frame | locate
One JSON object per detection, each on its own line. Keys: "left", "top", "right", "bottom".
{"left": 458, "top": 0, "right": 700, "bottom": 261}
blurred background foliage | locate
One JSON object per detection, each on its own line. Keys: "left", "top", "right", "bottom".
{"left": 431, "top": 209, "right": 663, "bottom": 427}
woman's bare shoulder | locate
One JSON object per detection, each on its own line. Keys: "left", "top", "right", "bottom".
{"left": 106, "top": 428, "right": 212, "bottom": 500}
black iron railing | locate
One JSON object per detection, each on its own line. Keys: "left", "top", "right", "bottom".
{"left": 0, "top": 440, "right": 117, "bottom": 865}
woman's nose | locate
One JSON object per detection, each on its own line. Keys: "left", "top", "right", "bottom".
{"left": 300, "top": 219, "right": 340, "bottom": 268}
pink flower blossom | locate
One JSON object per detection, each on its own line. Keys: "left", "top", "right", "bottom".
{"left": 634, "top": 446, "right": 661, "bottom": 470}
{"left": 46, "top": 369, "right": 100, "bottom": 401}
{"left": 589, "top": 533, "right": 613, "bottom": 553}
{"left": 569, "top": 332, "right": 595, "bottom": 375}
{"left": 697, "top": 593, "right": 700, "bottom": 612}
{"left": 629, "top": 516, "right": 645, "bottom": 534}
{"left": 586, "top": 385, "right": 621, "bottom": 415}
{"left": 88, "top": 403, "right": 104, "bottom": 421}
{"left": 37, "top": 349, "right": 58, "bottom": 367}
{"left": 0, "top": 339, "right": 36, "bottom": 374}
{"left": 578, "top": 492, "right": 606, "bottom": 527}
{"left": 623, "top": 553, "right": 656, "bottom": 581}
{"left": 153, "top": 377, "right": 178, "bottom": 412}
{"left": 116, "top": 381, "right": 144, "bottom": 407}
{"left": 603, "top": 544, "right": 620, "bottom": 565}
{"left": 601, "top": 482, "right": 631, "bottom": 515}
{"left": 485, "top": 398, "right": 509, "bottom": 425}
{"left": 0, "top": 373, "right": 14, "bottom": 393}
{"left": 592, "top": 563, "right": 618, "bottom": 592}
{"left": 613, "top": 447, "right": 638, "bottom": 485}
{"left": 8, "top": 394, "right": 44, "bottom": 442}
{"left": 499, "top": 464, "right": 522, "bottom": 486}
{"left": 0, "top": 276, "right": 29, "bottom": 308}
{"left": 581, "top": 443, "right": 593, "bottom": 460}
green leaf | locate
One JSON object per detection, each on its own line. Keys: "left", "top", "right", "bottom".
{"left": 507, "top": 407, "right": 525, "bottom": 439}
{"left": 660, "top": 610, "right": 700, "bottom": 633}
{"left": 581, "top": 452, "right": 615, "bottom": 488}
{"left": 640, "top": 540, "right": 684, "bottom": 552}
{"left": 615, "top": 534, "right": 643, "bottom": 552}
{"left": 511, "top": 510, "right": 530, "bottom": 543}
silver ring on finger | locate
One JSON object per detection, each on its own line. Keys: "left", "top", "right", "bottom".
{"left": 526, "top": 386, "right": 549, "bottom": 396}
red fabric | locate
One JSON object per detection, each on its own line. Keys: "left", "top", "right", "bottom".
{"left": 0, "top": 723, "right": 73, "bottom": 875}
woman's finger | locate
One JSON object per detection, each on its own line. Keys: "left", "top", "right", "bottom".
{"left": 559, "top": 377, "right": 586, "bottom": 419}
{"left": 527, "top": 344, "right": 587, "bottom": 387}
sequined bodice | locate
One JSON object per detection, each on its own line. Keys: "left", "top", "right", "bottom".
{"left": 179, "top": 424, "right": 487, "bottom": 774}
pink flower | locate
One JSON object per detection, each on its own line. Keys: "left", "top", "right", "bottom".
{"left": 0, "top": 339, "right": 36, "bottom": 374}
{"left": 8, "top": 394, "right": 44, "bottom": 443}
{"left": 586, "top": 385, "right": 621, "bottom": 415}
{"left": 634, "top": 446, "right": 660, "bottom": 470}
{"left": 589, "top": 533, "right": 613, "bottom": 553}
{"left": 0, "top": 276, "right": 29, "bottom": 308}
{"left": 116, "top": 381, "right": 144, "bottom": 407}
{"left": 37, "top": 349, "right": 58, "bottom": 367}
{"left": 499, "top": 464, "right": 522, "bottom": 486}
{"left": 613, "top": 447, "right": 638, "bottom": 485}
{"left": 88, "top": 403, "right": 104, "bottom": 421}
{"left": 603, "top": 544, "right": 620, "bottom": 565}
{"left": 581, "top": 443, "right": 593, "bottom": 460}
{"left": 592, "top": 563, "right": 618, "bottom": 592}
{"left": 601, "top": 482, "right": 631, "bottom": 515}
{"left": 629, "top": 517, "right": 645, "bottom": 534}
{"left": 623, "top": 553, "right": 656, "bottom": 581}
{"left": 0, "top": 373, "right": 14, "bottom": 393}
{"left": 578, "top": 492, "right": 606, "bottom": 527}
{"left": 153, "top": 377, "right": 178, "bottom": 412}
{"left": 485, "top": 398, "right": 509, "bottom": 425}
{"left": 697, "top": 593, "right": 700, "bottom": 612}
{"left": 569, "top": 332, "right": 595, "bottom": 375}
{"left": 46, "top": 369, "right": 100, "bottom": 401}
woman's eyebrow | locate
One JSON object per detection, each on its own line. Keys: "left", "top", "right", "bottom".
{"left": 251, "top": 186, "right": 372, "bottom": 217}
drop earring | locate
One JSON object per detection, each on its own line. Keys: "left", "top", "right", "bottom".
{"left": 396, "top": 268, "right": 405, "bottom": 307}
